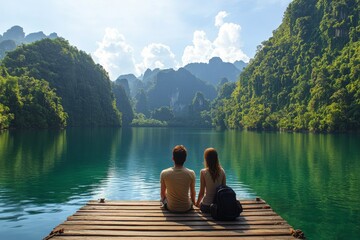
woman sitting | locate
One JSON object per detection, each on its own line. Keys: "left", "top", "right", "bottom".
{"left": 195, "top": 147, "right": 226, "bottom": 213}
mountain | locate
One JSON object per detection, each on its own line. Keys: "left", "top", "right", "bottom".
{"left": 233, "top": 60, "right": 247, "bottom": 71}
{"left": 112, "top": 82, "right": 134, "bottom": 126}
{"left": 0, "top": 40, "right": 16, "bottom": 59}
{"left": 115, "top": 74, "right": 143, "bottom": 97}
{"left": 0, "top": 26, "right": 58, "bottom": 59}
{"left": 2, "top": 26, "right": 24, "bottom": 43}
{"left": 24, "top": 31, "right": 47, "bottom": 43}
{"left": 146, "top": 68, "right": 217, "bottom": 115}
{"left": 2, "top": 38, "right": 121, "bottom": 127}
{"left": 184, "top": 57, "right": 245, "bottom": 85}
{"left": 217, "top": 0, "right": 360, "bottom": 132}
{"left": 142, "top": 68, "right": 161, "bottom": 83}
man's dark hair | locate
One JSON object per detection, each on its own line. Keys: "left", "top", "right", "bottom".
{"left": 173, "top": 145, "right": 187, "bottom": 166}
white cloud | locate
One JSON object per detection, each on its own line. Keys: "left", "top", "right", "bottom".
{"left": 136, "top": 43, "right": 178, "bottom": 74}
{"left": 182, "top": 31, "right": 213, "bottom": 65}
{"left": 215, "top": 11, "right": 228, "bottom": 27}
{"left": 213, "top": 22, "right": 249, "bottom": 62}
{"left": 94, "top": 28, "right": 178, "bottom": 78}
{"left": 93, "top": 28, "right": 136, "bottom": 80}
{"left": 182, "top": 11, "right": 249, "bottom": 66}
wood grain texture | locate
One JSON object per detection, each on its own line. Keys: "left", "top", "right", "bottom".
{"left": 44, "top": 199, "right": 298, "bottom": 239}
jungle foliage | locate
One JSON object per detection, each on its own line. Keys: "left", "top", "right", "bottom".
{"left": 0, "top": 66, "right": 67, "bottom": 129}
{"left": 2, "top": 38, "right": 121, "bottom": 127}
{"left": 213, "top": 0, "right": 360, "bottom": 132}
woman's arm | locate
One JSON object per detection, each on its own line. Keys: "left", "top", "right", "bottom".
{"left": 195, "top": 170, "right": 206, "bottom": 207}
{"left": 222, "top": 170, "right": 226, "bottom": 185}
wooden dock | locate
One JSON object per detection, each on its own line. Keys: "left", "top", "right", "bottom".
{"left": 44, "top": 199, "right": 303, "bottom": 239}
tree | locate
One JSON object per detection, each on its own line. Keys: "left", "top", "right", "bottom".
{"left": 112, "top": 83, "right": 133, "bottom": 126}
{"left": 213, "top": 0, "right": 360, "bottom": 132}
{"left": 151, "top": 106, "right": 174, "bottom": 121}
{"left": 2, "top": 38, "right": 121, "bottom": 127}
{"left": 135, "top": 89, "right": 150, "bottom": 117}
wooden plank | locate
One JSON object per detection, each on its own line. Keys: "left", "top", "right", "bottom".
{"left": 87, "top": 200, "right": 264, "bottom": 205}
{"left": 51, "top": 236, "right": 295, "bottom": 240}
{"left": 56, "top": 224, "right": 291, "bottom": 231}
{"left": 82, "top": 203, "right": 270, "bottom": 210}
{"left": 53, "top": 229, "right": 293, "bottom": 237}
{"left": 67, "top": 215, "right": 285, "bottom": 222}
{"left": 61, "top": 220, "right": 288, "bottom": 226}
{"left": 44, "top": 200, "right": 298, "bottom": 240}
{"left": 78, "top": 207, "right": 271, "bottom": 214}
{"left": 74, "top": 210, "right": 277, "bottom": 217}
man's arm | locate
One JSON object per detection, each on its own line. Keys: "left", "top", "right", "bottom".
{"left": 190, "top": 173, "right": 196, "bottom": 205}
{"left": 160, "top": 176, "right": 166, "bottom": 202}
{"left": 195, "top": 171, "right": 205, "bottom": 207}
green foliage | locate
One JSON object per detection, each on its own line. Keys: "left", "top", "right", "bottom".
{"left": 184, "top": 57, "right": 241, "bottom": 84}
{"left": 2, "top": 38, "right": 121, "bottom": 127}
{"left": 146, "top": 68, "right": 217, "bottom": 115}
{"left": 0, "top": 66, "right": 67, "bottom": 129}
{"left": 214, "top": 0, "right": 360, "bottom": 132}
{"left": 112, "top": 82, "right": 133, "bottom": 126}
{"left": 188, "top": 92, "right": 211, "bottom": 127}
{"left": 135, "top": 89, "right": 150, "bottom": 117}
{"left": 0, "top": 103, "right": 13, "bottom": 129}
{"left": 14, "top": 76, "right": 67, "bottom": 128}
{"left": 0, "top": 69, "right": 21, "bottom": 129}
{"left": 131, "top": 113, "right": 167, "bottom": 127}
{"left": 151, "top": 106, "right": 174, "bottom": 121}
{"left": 210, "top": 82, "right": 236, "bottom": 129}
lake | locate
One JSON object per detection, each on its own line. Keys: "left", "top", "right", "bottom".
{"left": 0, "top": 127, "right": 359, "bottom": 239}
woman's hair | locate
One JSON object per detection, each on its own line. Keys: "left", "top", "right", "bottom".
{"left": 204, "top": 148, "right": 221, "bottom": 182}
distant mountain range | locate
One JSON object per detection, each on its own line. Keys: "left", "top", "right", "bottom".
{"left": 146, "top": 68, "right": 217, "bottom": 114}
{"left": 0, "top": 25, "right": 58, "bottom": 59}
{"left": 184, "top": 57, "right": 246, "bottom": 85}
{"left": 1, "top": 25, "right": 249, "bottom": 128}
{"left": 116, "top": 57, "right": 247, "bottom": 98}
{"left": 113, "top": 57, "right": 247, "bottom": 116}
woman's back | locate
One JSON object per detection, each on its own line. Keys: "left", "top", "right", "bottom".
{"left": 201, "top": 168, "right": 225, "bottom": 205}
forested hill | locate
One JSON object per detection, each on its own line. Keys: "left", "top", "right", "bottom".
{"left": 2, "top": 38, "right": 121, "bottom": 127}
{"left": 217, "top": 0, "right": 360, "bottom": 132}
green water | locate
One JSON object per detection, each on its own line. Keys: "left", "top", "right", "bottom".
{"left": 0, "top": 128, "right": 359, "bottom": 239}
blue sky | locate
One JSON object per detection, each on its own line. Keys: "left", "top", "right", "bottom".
{"left": 1, "top": 0, "right": 292, "bottom": 79}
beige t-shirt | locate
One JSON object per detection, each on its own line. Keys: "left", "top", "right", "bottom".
{"left": 160, "top": 166, "right": 195, "bottom": 212}
{"left": 201, "top": 168, "right": 226, "bottom": 206}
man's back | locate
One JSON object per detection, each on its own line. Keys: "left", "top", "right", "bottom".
{"left": 160, "top": 166, "right": 195, "bottom": 212}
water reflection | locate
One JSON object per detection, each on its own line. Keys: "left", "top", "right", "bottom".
{"left": 0, "top": 128, "right": 122, "bottom": 239}
{"left": 0, "top": 128, "right": 359, "bottom": 240}
{"left": 218, "top": 131, "right": 360, "bottom": 240}
{"left": 0, "top": 128, "right": 121, "bottom": 205}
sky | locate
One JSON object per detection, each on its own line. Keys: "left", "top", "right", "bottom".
{"left": 1, "top": 0, "right": 292, "bottom": 80}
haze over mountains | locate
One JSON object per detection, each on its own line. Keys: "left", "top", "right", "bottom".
{"left": 113, "top": 56, "right": 247, "bottom": 119}
{"left": 1, "top": 0, "right": 359, "bottom": 133}
{"left": 0, "top": 26, "right": 58, "bottom": 59}
{"left": 1, "top": 25, "right": 247, "bottom": 94}
{"left": 115, "top": 57, "right": 247, "bottom": 99}
{"left": 0, "top": 25, "right": 247, "bottom": 129}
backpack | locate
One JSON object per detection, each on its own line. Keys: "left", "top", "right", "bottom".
{"left": 210, "top": 185, "right": 243, "bottom": 220}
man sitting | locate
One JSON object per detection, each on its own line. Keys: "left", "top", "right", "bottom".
{"left": 160, "top": 145, "right": 196, "bottom": 212}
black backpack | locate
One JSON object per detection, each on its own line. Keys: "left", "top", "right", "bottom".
{"left": 210, "top": 185, "right": 243, "bottom": 220}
